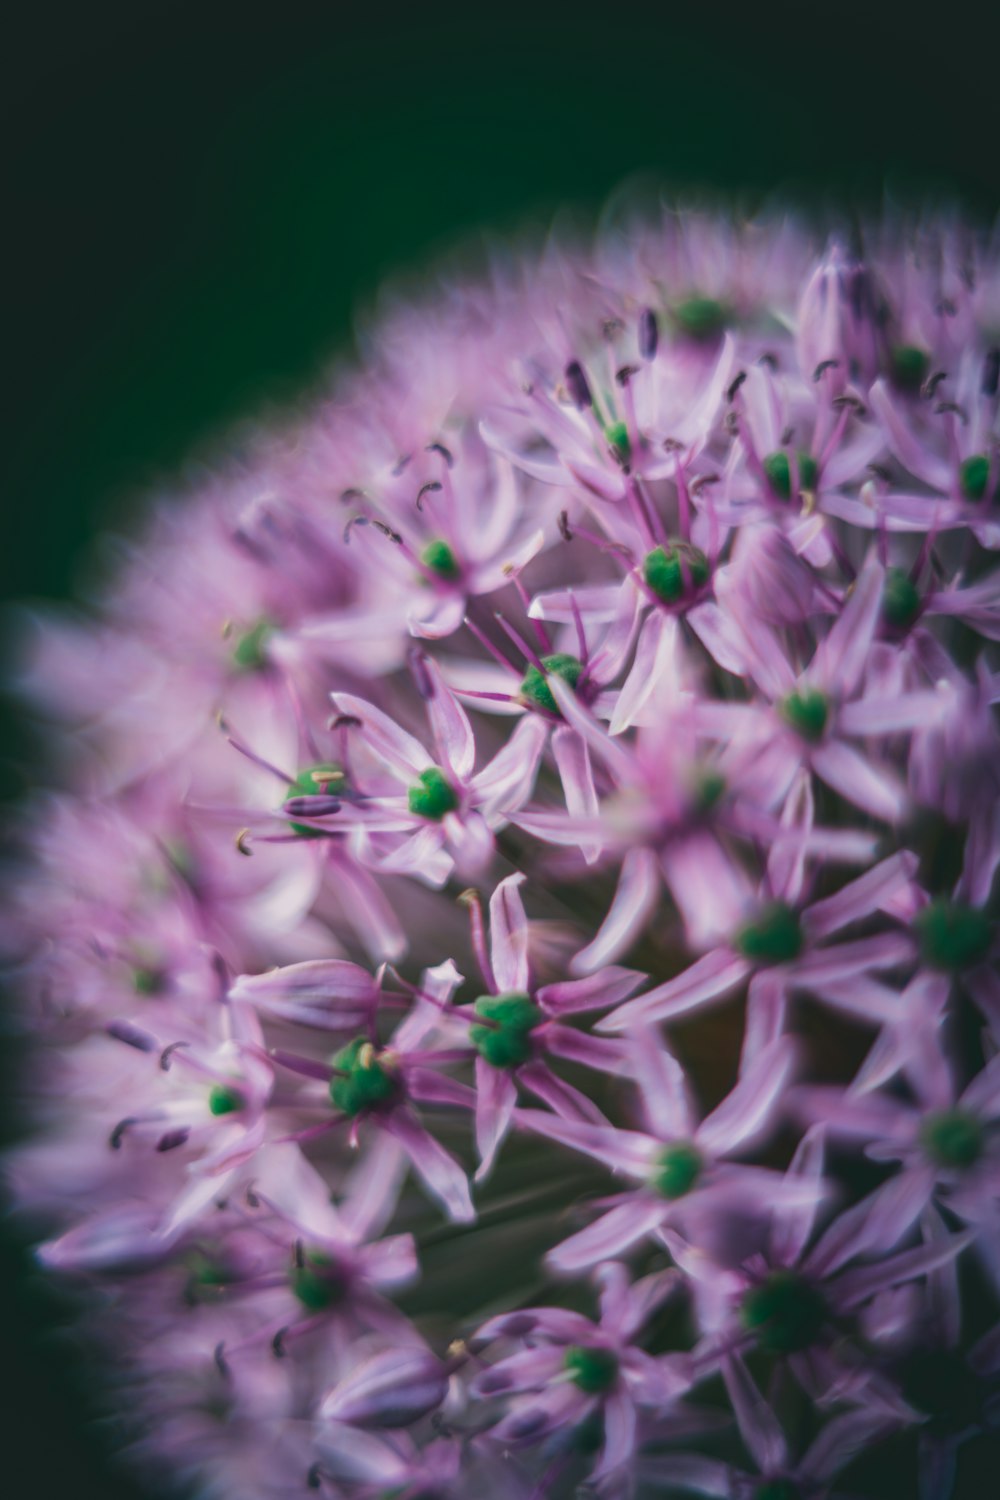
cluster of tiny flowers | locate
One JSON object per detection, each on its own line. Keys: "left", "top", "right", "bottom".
{"left": 7, "top": 209, "right": 1000, "bottom": 1500}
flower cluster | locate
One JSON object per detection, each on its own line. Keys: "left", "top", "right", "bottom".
{"left": 6, "top": 210, "right": 1000, "bottom": 1500}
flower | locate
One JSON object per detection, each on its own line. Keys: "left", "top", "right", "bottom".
{"left": 6, "top": 208, "right": 1000, "bottom": 1500}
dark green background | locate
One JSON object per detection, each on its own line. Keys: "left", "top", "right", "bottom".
{"left": 4, "top": 1, "right": 1000, "bottom": 1495}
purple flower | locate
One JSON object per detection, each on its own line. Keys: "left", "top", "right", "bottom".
{"left": 8, "top": 209, "right": 1000, "bottom": 1500}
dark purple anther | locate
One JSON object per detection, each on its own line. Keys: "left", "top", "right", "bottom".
{"left": 982, "top": 349, "right": 1000, "bottom": 397}
{"left": 564, "top": 360, "right": 592, "bottom": 409}
{"left": 156, "top": 1128, "right": 191, "bottom": 1153}
{"left": 638, "top": 307, "right": 659, "bottom": 360}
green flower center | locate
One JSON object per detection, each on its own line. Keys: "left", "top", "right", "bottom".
{"left": 889, "top": 344, "right": 929, "bottom": 394}
{"left": 286, "top": 763, "right": 344, "bottom": 837}
{"left": 231, "top": 618, "right": 274, "bottom": 672}
{"left": 643, "top": 542, "right": 710, "bottom": 604}
{"left": 421, "top": 538, "right": 461, "bottom": 580}
{"left": 735, "top": 902, "right": 803, "bottom": 965}
{"left": 740, "top": 1271, "right": 828, "bottom": 1354}
{"left": 208, "top": 1085, "right": 245, "bottom": 1117}
{"left": 290, "top": 1250, "right": 347, "bottom": 1312}
{"left": 693, "top": 769, "right": 726, "bottom": 814}
{"left": 329, "top": 1038, "right": 398, "bottom": 1117}
{"left": 132, "top": 964, "right": 168, "bottom": 996}
{"left": 763, "top": 450, "right": 819, "bottom": 501}
{"left": 960, "top": 453, "right": 991, "bottom": 502}
{"left": 673, "top": 297, "right": 726, "bottom": 341}
{"left": 564, "top": 1346, "right": 619, "bottom": 1394}
{"left": 650, "top": 1141, "right": 703, "bottom": 1199}
{"left": 183, "top": 1255, "right": 233, "bottom": 1305}
{"left": 407, "top": 767, "right": 460, "bottom": 820}
{"left": 781, "top": 687, "right": 829, "bottom": 743}
{"left": 605, "top": 420, "right": 631, "bottom": 463}
{"left": 913, "top": 899, "right": 992, "bottom": 972}
{"left": 519, "top": 653, "right": 584, "bottom": 716}
{"left": 920, "top": 1109, "right": 984, "bottom": 1169}
{"left": 882, "top": 567, "right": 922, "bottom": 633}
{"left": 469, "top": 992, "right": 543, "bottom": 1070}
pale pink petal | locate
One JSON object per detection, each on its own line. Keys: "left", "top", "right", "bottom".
{"left": 571, "top": 847, "right": 661, "bottom": 975}
{"left": 769, "top": 1124, "right": 826, "bottom": 1268}
{"left": 629, "top": 1030, "right": 694, "bottom": 1140}
{"left": 537, "top": 966, "right": 645, "bottom": 1014}
{"left": 383, "top": 1109, "right": 474, "bottom": 1223}
{"left": 514, "top": 1108, "right": 653, "bottom": 1175}
{"left": 697, "top": 1037, "right": 796, "bottom": 1156}
{"left": 598, "top": 950, "right": 751, "bottom": 1033}
{"left": 474, "top": 1057, "right": 518, "bottom": 1182}
{"left": 548, "top": 1199, "right": 668, "bottom": 1274}
{"left": 420, "top": 655, "right": 476, "bottom": 780}
{"left": 810, "top": 738, "right": 907, "bottom": 822}
{"left": 832, "top": 1228, "right": 974, "bottom": 1310}
{"left": 839, "top": 689, "right": 949, "bottom": 737}
{"left": 329, "top": 691, "right": 429, "bottom": 777}
{"left": 722, "top": 1352, "right": 788, "bottom": 1474}
{"left": 869, "top": 378, "right": 952, "bottom": 491}
{"left": 593, "top": 1388, "right": 637, "bottom": 1480}
{"left": 610, "top": 613, "right": 680, "bottom": 735}
{"left": 518, "top": 1061, "right": 608, "bottom": 1124}
{"left": 489, "top": 873, "right": 530, "bottom": 992}
{"left": 812, "top": 556, "right": 884, "bottom": 698}
{"left": 552, "top": 726, "right": 601, "bottom": 864}
{"left": 802, "top": 851, "right": 918, "bottom": 940}
{"left": 471, "top": 713, "right": 548, "bottom": 817}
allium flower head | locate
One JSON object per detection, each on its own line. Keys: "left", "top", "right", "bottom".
{"left": 5, "top": 205, "right": 1000, "bottom": 1500}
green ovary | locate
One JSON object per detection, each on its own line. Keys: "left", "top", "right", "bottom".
{"left": 208, "top": 1084, "right": 245, "bottom": 1117}
{"left": 564, "top": 1345, "right": 619, "bottom": 1393}
{"left": 519, "top": 653, "right": 584, "bottom": 716}
{"left": 421, "top": 538, "right": 461, "bottom": 579}
{"left": 290, "top": 1250, "right": 345, "bottom": 1311}
{"left": 605, "top": 421, "right": 631, "bottom": 463}
{"left": 407, "top": 767, "right": 460, "bottom": 820}
{"left": 763, "top": 450, "right": 818, "bottom": 500}
{"left": 231, "top": 618, "right": 273, "bottom": 671}
{"left": 781, "top": 687, "right": 829, "bottom": 743}
{"left": 643, "top": 542, "right": 709, "bottom": 603}
{"left": 329, "top": 1038, "right": 397, "bottom": 1117}
{"left": 959, "top": 453, "right": 991, "bottom": 501}
{"left": 673, "top": 297, "right": 726, "bottom": 341}
{"left": 920, "top": 1109, "right": 984, "bottom": 1169}
{"left": 735, "top": 902, "right": 803, "bottom": 965}
{"left": 913, "top": 899, "right": 992, "bottom": 972}
{"left": 740, "top": 1271, "right": 828, "bottom": 1354}
{"left": 890, "top": 344, "right": 929, "bottom": 393}
{"left": 285, "top": 763, "right": 344, "bottom": 837}
{"left": 469, "top": 992, "right": 542, "bottom": 1069}
{"left": 650, "top": 1141, "right": 702, "bottom": 1199}
{"left": 882, "top": 567, "right": 921, "bottom": 632}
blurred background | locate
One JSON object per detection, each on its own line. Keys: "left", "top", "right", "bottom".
{"left": 4, "top": 0, "right": 1000, "bottom": 1494}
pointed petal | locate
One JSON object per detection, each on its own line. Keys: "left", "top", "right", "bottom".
{"left": 697, "top": 1037, "right": 796, "bottom": 1156}
{"left": 474, "top": 1057, "right": 518, "bottom": 1182}
{"left": 552, "top": 726, "right": 601, "bottom": 864}
{"left": 598, "top": 950, "right": 751, "bottom": 1033}
{"left": 548, "top": 1199, "right": 667, "bottom": 1274}
{"left": 420, "top": 655, "right": 476, "bottom": 780}
{"left": 489, "top": 873, "right": 530, "bottom": 992}
{"left": 383, "top": 1109, "right": 474, "bottom": 1223}
{"left": 571, "top": 847, "right": 661, "bottom": 975}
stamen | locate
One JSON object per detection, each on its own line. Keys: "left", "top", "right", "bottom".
{"left": 416, "top": 481, "right": 443, "bottom": 511}
{"left": 564, "top": 360, "right": 593, "bottom": 410}
{"left": 638, "top": 306, "right": 659, "bottom": 360}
